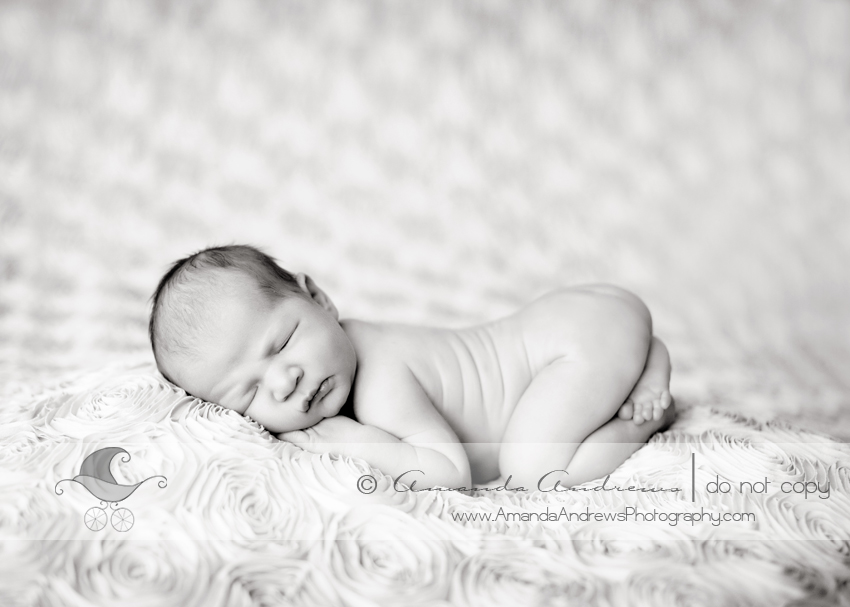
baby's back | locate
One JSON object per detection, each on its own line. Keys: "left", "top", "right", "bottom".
{"left": 342, "top": 287, "right": 625, "bottom": 479}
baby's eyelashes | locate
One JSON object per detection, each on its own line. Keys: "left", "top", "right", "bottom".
{"left": 274, "top": 322, "right": 298, "bottom": 355}
{"left": 267, "top": 338, "right": 286, "bottom": 358}
{"left": 268, "top": 340, "right": 285, "bottom": 357}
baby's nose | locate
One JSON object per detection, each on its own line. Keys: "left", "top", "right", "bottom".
{"left": 270, "top": 367, "right": 303, "bottom": 402}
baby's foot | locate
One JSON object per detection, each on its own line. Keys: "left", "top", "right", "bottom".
{"left": 621, "top": 387, "right": 672, "bottom": 425}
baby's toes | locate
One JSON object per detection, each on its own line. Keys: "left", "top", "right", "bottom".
{"left": 652, "top": 401, "right": 664, "bottom": 421}
{"left": 633, "top": 403, "right": 647, "bottom": 425}
{"left": 618, "top": 401, "right": 634, "bottom": 420}
{"left": 660, "top": 390, "right": 672, "bottom": 410}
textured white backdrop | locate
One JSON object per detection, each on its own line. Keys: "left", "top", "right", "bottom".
{"left": 1, "top": 0, "right": 848, "bottom": 436}
{"left": 1, "top": 1, "right": 849, "bottom": 605}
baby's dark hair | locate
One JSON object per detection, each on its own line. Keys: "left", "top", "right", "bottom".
{"left": 149, "top": 245, "right": 299, "bottom": 377}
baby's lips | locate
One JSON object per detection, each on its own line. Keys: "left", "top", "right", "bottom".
{"left": 298, "top": 377, "right": 330, "bottom": 413}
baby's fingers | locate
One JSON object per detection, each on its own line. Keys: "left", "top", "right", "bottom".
{"left": 279, "top": 428, "right": 346, "bottom": 456}
{"left": 279, "top": 429, "right": 307, "bottom": 443}
{"left": 279, "top": 428, "right": 324, "bottom": 450}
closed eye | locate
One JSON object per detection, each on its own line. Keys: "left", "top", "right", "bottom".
{"left": 276, "top": 323, "right": 298, "bottom": 353}
{"left": 270, "top": 336, "right": 289, "bottom": 356}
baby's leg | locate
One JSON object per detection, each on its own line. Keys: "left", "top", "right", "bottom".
{"left": 617, "top": 337, "right": 672, "bottom": 424}
{"left": 499, "top": 347, "right": 649, "bottom": 490}
{"left": 561, "top": 399, "right": 676, "bottom": 486}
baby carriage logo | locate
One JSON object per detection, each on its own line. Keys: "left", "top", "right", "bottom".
{"left": 55, "top": 447, "right": 167, "bottom": 532}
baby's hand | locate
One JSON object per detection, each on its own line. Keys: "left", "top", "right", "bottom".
{"left": 278, "top": 416, "right": 370, "bottom": 454}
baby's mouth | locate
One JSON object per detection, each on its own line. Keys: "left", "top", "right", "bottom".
{"left": 305, "top": 377, "right": 331, "bottom": 411}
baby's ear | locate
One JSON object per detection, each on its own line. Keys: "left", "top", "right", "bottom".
{"left": 295, "top": 273, "right": 339, "bottom": 319}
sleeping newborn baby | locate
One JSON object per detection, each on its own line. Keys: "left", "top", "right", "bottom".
{"left": 149, "top": 245, "right": 675, "bottom": 490}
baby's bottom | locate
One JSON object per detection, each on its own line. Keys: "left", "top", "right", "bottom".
{"left": 498, "top": 337, "right": 674, "bottom": 490}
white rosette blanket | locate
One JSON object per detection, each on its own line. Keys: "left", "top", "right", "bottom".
{"left": 1, "top": 363, "right": 848, "bottom": 607}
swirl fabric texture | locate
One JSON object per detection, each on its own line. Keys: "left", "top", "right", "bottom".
{"left": 2, "top": 364, "right": 849, "bottom": 606}
{"left": 1, "top": 0, "right": 849, "bottom": 605}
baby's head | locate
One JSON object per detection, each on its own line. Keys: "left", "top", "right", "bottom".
{"left": 149, "top": 245, "right": 356, "bottom": 433}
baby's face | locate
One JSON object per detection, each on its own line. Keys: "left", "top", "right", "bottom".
{"left": 171, "top": 276, "right": 356, "bottom": 434}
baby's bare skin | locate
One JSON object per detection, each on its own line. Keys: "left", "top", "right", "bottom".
{"left": 167, "top": 272, "right": 674, "bottom": 491}
{"left": 337, "top": 285, "right": 674, "bottom": 487}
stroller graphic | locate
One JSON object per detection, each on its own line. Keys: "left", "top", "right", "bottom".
{"left": 55, "top": 447, "right": 167, "bottom": 532}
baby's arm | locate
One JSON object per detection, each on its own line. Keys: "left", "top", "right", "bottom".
{"left": 282, "top": 362, "right": 471, "bottom": 490}
{"left": 280, "top": 415, "right": 470, "bottom": 489}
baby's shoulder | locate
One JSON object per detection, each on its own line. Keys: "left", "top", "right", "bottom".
{"left": 340, "top": 319, "right": 424, "bottom": 364}
{"left": 340, "top": 319, "right": 442, "bottom": 395}
{"left": 339, "top": 319, "right": 443, "bottom": 429}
